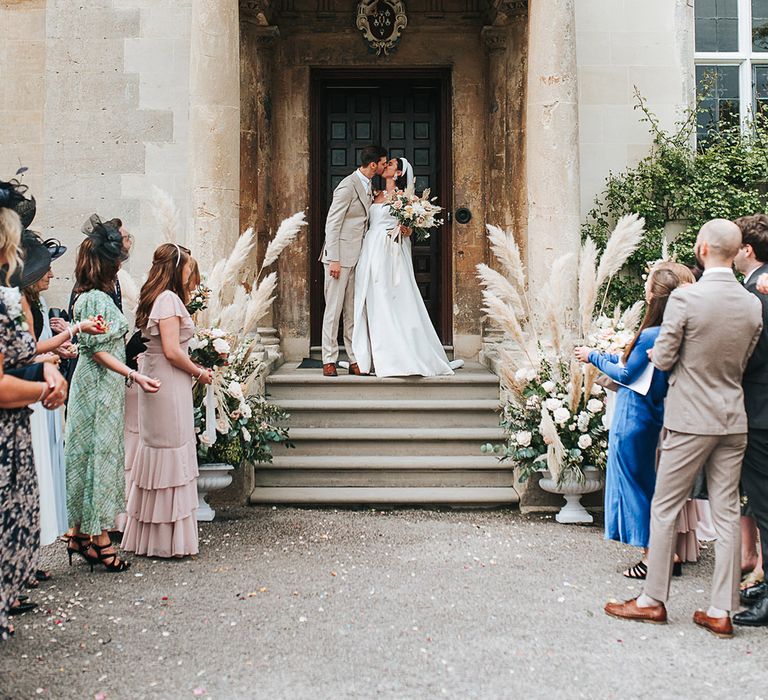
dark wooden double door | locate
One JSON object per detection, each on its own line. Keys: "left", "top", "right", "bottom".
{"left": 310, "top": 69, "right": 452, "bottom": 346}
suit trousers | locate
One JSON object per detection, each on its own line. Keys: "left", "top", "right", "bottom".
{"left": 740, "top": 429, "right": 768, "bottom": 566}
{"left": 644, "top": 430, "right": 747, "bottom": 611}
{"left": 321, "top": 263, "right": 357, "bottom": 365}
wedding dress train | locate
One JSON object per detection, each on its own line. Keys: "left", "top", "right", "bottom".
{"left": 352, "top": 203, "right": 454, "bottom": 378}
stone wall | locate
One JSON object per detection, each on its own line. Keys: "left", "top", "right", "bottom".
{"left": 576, "top": 0, "right": 695, "bottom": 217}
{"left": 1, "top": 0, "right": 193, "bottom": 307}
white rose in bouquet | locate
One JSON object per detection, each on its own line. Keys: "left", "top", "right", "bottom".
{"left": 587, "top": 398, "right": 604, "bottom": 414}
{"left": 210, "top": 328, "right": 226, "bottom": 339}
{"left": 545, "top": 398, "right": 563, "bottom": 412}
{"left": 213, "top": 337, "right": 231, "bottom": 355}
{"left": 577, "top": 412, "right": 591, "bottom": 432}
{"left": 228, "top": 380, "right": 244, "bottom": 399}
{"left": 515, "top": 367, "right": 537, "bottom": 383}
{"left": 188, "top": 336, "right": 205, "bottom": 351}
{"left": 525, "top": 395, "right": 541, "bottom": 409}
{"left": 578, "top": 434, "right": 593, "bottom": 450}
{"left": 553, "top": 407, "right": 571, "bottom": 425}
{"left": 590, "top": 384, "right": 603, "bottom": 396}
{"left": 240, "top": 402, "right": 253, "bottom": 419}
{"left": 515, "top": 430, "right": 532, "bottom": 447}
{"left": 541, "top": 380, "right": 556, "bottom": 394}
{"left": 242, "top": 427, "right": 252, "bottom": 442}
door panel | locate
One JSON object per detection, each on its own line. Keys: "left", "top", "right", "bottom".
{"left": 310, "top": 71, "right": 452, "bottom": 348}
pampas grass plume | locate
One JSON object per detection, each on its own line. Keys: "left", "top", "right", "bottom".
{"left": 620, "top": 300, "right": 645, "bottom": 332}
{"left": 262, "top": 212, "right": 307, "bottom": 270}
{"left": 477, "top": 263, "right": 525, "bottom": 319}
{"left": 578, "top": 238, "right": 598, "bottom": 335}
{"left": 486, "top": 224, "right": 526, "bottom": 293}
{"left": 151, "top": 186, "right": 181, "bottom": 244}
{"left": 539, "top": 407, "right": 565, "bottom": 483}
{"left": 596, "top": 213, "right": 646, "bottom": 288}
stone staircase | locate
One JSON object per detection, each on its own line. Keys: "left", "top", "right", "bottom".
{"left": 250, "top": 361, "right": 519, "bottom": 506}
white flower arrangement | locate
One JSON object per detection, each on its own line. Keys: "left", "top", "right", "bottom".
{"left": 0, "top": 286, "right": 30, "bottom": 333}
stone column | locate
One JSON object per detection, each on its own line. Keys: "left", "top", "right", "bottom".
{"left": 525, "top": 0, "right": 580, "bottom": 294}
{"left": 189, "top": 0, "right": 241, "bottom": 272}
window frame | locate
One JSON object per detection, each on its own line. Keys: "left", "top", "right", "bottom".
{"left": 695, "top": 0, "right": 768, "bottom": 127}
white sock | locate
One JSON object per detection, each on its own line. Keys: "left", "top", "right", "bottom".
{"left": 636, "top": 593, "right": 662, "bottom": 608}
{"left": 706, "top": 606, "right": 728, "bottom": 618}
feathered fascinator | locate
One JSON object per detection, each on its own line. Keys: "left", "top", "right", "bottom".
{"left": 0, "top": 178, "right": 36, "bottom": 227}
{"left": 82, "top": 213, "right": 128, "bottom": 263}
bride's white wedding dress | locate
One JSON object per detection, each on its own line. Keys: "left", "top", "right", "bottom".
{"left": 352, "top": 203, "right": 454, "bottom": 377}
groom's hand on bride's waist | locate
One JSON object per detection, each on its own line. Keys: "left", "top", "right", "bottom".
{"left": 329, "top": 261, "right": 341, "bottom": 279}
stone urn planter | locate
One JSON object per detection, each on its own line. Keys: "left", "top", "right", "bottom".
{"left": 538, "top": 467, "right": 604, "bottom": 524}
{"left": 197, "top": 462, "right": 235, "bottom": 522}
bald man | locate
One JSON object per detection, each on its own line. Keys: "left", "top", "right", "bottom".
{"left": 605, "top": 219, "right": 763, "bottom": 637}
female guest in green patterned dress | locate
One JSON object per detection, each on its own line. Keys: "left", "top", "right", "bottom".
{"left": 64, "top": 221, "right": 160, "bottom": 572}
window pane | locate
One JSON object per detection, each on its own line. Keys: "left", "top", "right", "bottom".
{"left": 754, "top": 0, "right": 768, "bottom": 51}
{"left": 696, "top": 64, "right": 740, "bottom": 140}
{"left": 754, "top": 64, "right": 768, "bottom": 114}
{"left": 695, "top": 0, "right": 739, "bottom": 51}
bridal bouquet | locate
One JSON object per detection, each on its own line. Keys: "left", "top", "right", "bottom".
{"left": 586, "top": 305, "right": 643, "bottom": 356}
{"left": 384, "top": 187, "right": 443, "bottom": 242}
{"left": 0, "top": 286, "right": 30, "bottom": 332}
{"left": 189, "top": 327, "right": 231, "bottom": 370}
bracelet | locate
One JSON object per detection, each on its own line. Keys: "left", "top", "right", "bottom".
{"left": 195, "top": 367, "right": 205, "bottom": 379}
{"left": 125, "top": 370, "right": 135, "bottom": 388}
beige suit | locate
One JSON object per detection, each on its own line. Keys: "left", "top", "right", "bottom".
{"left": 320, "top": 171, "right": 372, "bottom": 365}
{"left": 644, "top": 270, "right": 763, "bottom": 611}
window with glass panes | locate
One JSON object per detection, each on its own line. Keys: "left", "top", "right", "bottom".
{"left": 695, "top": 0, "right": 768, "bottom": 139}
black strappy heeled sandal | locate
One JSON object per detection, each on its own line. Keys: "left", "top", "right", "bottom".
{"left": 623, "top": 561, "right": 648, "bottom": 579}
{"left": 67, "top": 535, "right": 96, "bottom": 566}
{"left": 89, "top": 542, "right": 131, "bottom": 573}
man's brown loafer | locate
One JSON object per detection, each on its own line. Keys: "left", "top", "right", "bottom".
{"left": 693, "top": 610, "right": 733, "bottom": 638}
{"left": 348, "top": 362, "right": 367, "bottom": 376}
{"left": 323, "top": 363, "right": 338, "bottom": 377}
{"left": 604, "top": 598, "right": 667, "bottom": 624}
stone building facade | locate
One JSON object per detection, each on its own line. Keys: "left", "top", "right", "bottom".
{"left": 1, "top": 0, "right": 694, "bottom": 363}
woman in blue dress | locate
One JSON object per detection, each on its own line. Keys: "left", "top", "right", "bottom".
{"left": 576, "top": 265, "right": 694, "bottom": 578}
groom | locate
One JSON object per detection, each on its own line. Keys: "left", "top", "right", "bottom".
{"left": 320, "top": 145, "right": 387, "bottom": 377}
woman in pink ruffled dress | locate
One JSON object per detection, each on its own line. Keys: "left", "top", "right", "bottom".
{"left": 122, "top": 244, "right": 212, "bottom": 558}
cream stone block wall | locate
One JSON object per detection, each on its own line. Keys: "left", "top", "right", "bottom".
{"left": 1, "top": 0, "right": 192, "bottom": 307}
{"left": 576, "top": 0, "right": 695, "bottom": 218}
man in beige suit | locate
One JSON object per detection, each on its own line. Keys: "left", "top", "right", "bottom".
{"left": 320, "top": 145, "right": 387, "bottom": 377}
{"left": 605, "top": 219, "right": 763, "bottom": 638}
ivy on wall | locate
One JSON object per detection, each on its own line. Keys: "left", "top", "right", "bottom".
{"left": 582, "top": 88, "right": 768, "bottom": 309}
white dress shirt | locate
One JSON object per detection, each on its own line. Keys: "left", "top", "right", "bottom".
{"left": 702, "top": 267, "right": 735, "bottom": 277}
{"left": 355, "top": 168, "right": 372, "bottom": 200}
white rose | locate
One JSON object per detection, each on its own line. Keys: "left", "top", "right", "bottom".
{"left": 240, "top": 403, "right": 252, "bottom": 419}
{"left": 578, "top": 434, "right": 593, "bottom": 450}
{"left": 541, "top": 381, "right": 556, "bottom": 394}
{"left": 188, "top": 336, "right": 204, "bottom": 351}
{"left": 577, "top": 412, "right": 590, "bottom": 432}
{"left": 545, "top": 398, "right": 563, "bottom": 412}
{"left": 515, "top": 430, "right": 532, "bottom": 447}
{"left": 525, "top": 368, "right": 537, "bottom": 381}
{"left": 587, "top": 398, "right": 604, "bottom": 414}
{"left": 553, "top": 407, "right": 571, "bottom": 425}
{"left": 228, "top": 380, "right": 244, "bottom": 399}
{"left": 213, "top": 338, "right": 231, "bottom": 355}
{"left": 210, "top": 328, "right": 226, "bottom": 338}
{"left": 590, "top": 383, "right": 603, "bottom": 396}
{"left": 242, "top": 427, "right": 252, "bottom": 442}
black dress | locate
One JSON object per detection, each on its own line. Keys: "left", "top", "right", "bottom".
{"left": 0, "top": 292, "right": 40, "bottom": 641}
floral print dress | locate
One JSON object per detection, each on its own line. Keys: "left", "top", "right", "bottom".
{"left": 65, "top": 290, "right": 129, "bottom": 535}
{"left": 0, "top": 288, "right": 40, "bottom": 641}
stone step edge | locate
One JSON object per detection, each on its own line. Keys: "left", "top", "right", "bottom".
{"left": 249, "top": 486, "right": 520, "bottom": 505}
{"left": 267, "top": 373, "right": 499, "bottom": 386}
{"left": 286, "top": 427, "right": 507, "bottom": 440}
{"left": 275, "top": 399, "right": 501, "bottom": 411}
{"left": 261, "top": 455, "right": 507, "bottom": 469}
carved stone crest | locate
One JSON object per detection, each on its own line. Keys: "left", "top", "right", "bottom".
{"left": 356, "top": 0, "right": 408, "bottom": 56}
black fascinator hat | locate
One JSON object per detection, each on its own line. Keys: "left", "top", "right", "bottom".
{"left": 44, "top": 237, "right": 67, "bottom": 261}
{"left": 82, "top": 214, "right": 128, "bottom": 264}
{"left": 0, "top": 173, "right": 36, "bottom": 228}
{"left": 9, "top": 230, "right": 52, "bottom": 289}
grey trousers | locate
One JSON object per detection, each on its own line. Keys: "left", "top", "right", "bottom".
{"left": 644, "top": 430, "right": 747, "bottom": 612}
{"left": 321, "top": 263, "right": 357, "bottom": 365}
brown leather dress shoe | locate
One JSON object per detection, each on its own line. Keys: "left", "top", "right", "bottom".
{"left": 348, "top": 362, "right": 367, "bottom": 376}
{"left": 604, "top": 597, "right": 668, "bottom": 624}
{"left": 322, "top": 363, "right": 338, "bottom": 377}
{"left": 693, "top": 610, "right": 733, "bottom": 638}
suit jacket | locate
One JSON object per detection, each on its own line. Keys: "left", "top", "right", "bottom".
{"left": 743, "top": 262, "right": 768, "bottom": 429}
{"left": 652, "top": 270, "right": 763, "bottom": 435}
{"left": 321, "top": 171, "right": 372, "bottom": 268}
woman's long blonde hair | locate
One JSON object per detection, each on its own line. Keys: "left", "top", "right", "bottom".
{"left": 0, "top": 208, "right": 22, "bottom": 281}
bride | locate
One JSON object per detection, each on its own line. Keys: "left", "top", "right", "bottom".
{"left": 351, "top": 157, "right": 460, "bottom": 377}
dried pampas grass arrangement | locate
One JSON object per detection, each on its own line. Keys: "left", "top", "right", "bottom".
{"left": 151, "top": 186, "right": 182, "bottom": 245}
{"left": 539, "top": 407, "right": 566, "bottom": 483}
{"left": 261, "top": 212, "right": 307, "bottom": 272}
{"left": 595, "top": 213, "right": 646, "bottom": 290}
{"left": 578, "top": 237, "right": 598, "bottom": 337}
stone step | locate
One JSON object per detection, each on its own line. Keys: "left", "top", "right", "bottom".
{"left": 255, "top": 469, "right": 514, "bottom": 488}
{"left": 276, "top": 399, "right": 501, "bottom": 428}
{"left": 283, "top": 427, "right": 506, "bottom": 457}
{"left": 267, "top": 365, "right": 500, "bottom": 401}
{"left": 308, "top": 345, "right": 455, "bottom": 361}
{"left": 263, "top": 455, "right": 503, "bottom": 470}
{"left": 249, "top": 486, "right": 519, "bottom": 506}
